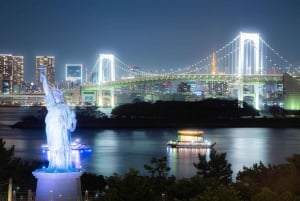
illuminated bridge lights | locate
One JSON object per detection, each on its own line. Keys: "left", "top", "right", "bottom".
{"left": 81, "top": 74, "right": 281, "bottom": 90}
{"left": 242, "top": 74, "right": 283, "bottom": 83}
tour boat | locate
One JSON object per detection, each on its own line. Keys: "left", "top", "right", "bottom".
{"left": 167, "top": 129, "right": 216, "bottom": 148}
{"left": 40, "top": 138, "right": 92, "bottom": 153}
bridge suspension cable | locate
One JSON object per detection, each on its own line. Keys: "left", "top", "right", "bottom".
{"left": 259, "top": 37, "right": 294, "bottom": 73}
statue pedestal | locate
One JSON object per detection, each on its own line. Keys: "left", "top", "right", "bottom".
{"left": 33, "top": 171, "right": 82, "bottom": 201}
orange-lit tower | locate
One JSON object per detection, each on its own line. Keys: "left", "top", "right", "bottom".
{"left": 211, "top": 52, "right": 216, "bottom": 74}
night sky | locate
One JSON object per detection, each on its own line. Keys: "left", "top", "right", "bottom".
{"left": 0, "top": 0, "right": 299, "bottom": 82}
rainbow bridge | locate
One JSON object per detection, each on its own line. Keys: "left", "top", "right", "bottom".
{"left": 73, "top": 32, "right": 299, "bottom": 110}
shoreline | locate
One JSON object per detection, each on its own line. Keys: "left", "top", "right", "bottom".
{"left": 10, "top": 117, "right": 300, "bottom": 129}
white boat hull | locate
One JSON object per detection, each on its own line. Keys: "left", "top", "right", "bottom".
{"left": 167, "top": 141, "right": 216, "bottom": 149}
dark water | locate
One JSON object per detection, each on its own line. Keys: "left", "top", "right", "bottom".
{"left": 1, "top": 107, "right": 300, "bottom": 179}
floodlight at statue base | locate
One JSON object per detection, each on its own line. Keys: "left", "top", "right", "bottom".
{"left": 33, "top": 171, "right": 82, "bottom": 201}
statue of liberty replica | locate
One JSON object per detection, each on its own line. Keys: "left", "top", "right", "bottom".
{"left": 40, "top": 73, "right": 76, "bottom": 171}
{"left": 33, "top": 71, "right": 82, "bottom": 201}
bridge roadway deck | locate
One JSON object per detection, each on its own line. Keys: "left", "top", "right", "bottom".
{"left": 0, "top": 74, "right": 283, "bottom": 101}
{"left": 83, "top": 74, "right": 283, "bottom": 90}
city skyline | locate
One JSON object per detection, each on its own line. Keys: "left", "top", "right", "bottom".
{"left": 0, "top": 0, "right": 299, "bottom": 82}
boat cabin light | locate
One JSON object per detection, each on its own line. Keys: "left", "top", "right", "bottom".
{"left": 177, "top": 130, "right": 204, "bottom": 136}
{"left": 177, "top": 129, "right": 204, "bottom": 141}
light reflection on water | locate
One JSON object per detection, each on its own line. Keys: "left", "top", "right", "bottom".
{"left": 208, "top": 128, "right": 300, "bottom": 177}
{"left": 1, "top": 125, "right": 300, "bottom": 179}
{"left": 167, "top": 147, "right": 210, "bottom": 178}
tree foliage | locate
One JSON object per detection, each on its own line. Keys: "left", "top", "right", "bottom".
{"left": 81, "top": 172, "right": 106, "bottom": 194}
{"left": 75, "top": 106, "right": 107, "bottom": 120}
{"left": 0, "top": 138, "right": 15, "bottom": 191}
{"left": 103, "top": 169, "right": 154, "bottom": 201}
{"left": 236, "top": 155, "right": 300, "bottom": 201}
{"left": 251, "top": 187, "right": 280, "bottom": 201}
{"left": 111, "top": 99, "right": 259, "bottom": 119}
{"left": 169, "top": 175, "right": 206, "bottom": 201}
{"left": 190, "top": 185, "right": 241, "bottom": 201}
{"left": 193, "top": 149, "right": 233, "bottom": 185}
{"left": 0, "top": 138, "right": 41, "bottom": 192}
{"left": 101, "top": 157, "right": 176, "bottom": 201}
{"left": 144, "top": 156, "right": 171, "bottom": 178}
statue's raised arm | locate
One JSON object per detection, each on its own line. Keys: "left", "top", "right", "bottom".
{"left": 40, "top": 73, "right": 63, "bottom": 106}
{"left": 40, "top": 73, "right": 50, "bottom": 96}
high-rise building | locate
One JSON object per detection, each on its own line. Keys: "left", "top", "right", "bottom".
{"left": 66, "top": 64, "right": 83, "bottom": 86}
{"left": 36, "top": 56, "right": 55, "bottom": 88}
{"left": 0, "top": 54, "right": 24, "bottom": 94}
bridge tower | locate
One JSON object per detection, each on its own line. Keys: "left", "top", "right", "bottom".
{"left": 97, "top": 54, "right": 115, "bottom": 107}
{"left": 211, "top": 52, "right": 216, "bottom": 74}
{"left": 236, "top": 32, "right": 262, "bottom": 110}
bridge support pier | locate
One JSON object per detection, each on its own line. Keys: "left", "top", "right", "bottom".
{"left": 253, "top": 83, "right": 260, "bottom": 110}
{"left": 236, "top": 80, "right": 261, "bottom": 110}
{"left": 236, "top": 78, "right": 244, "bottom": 107}
{"left": 98, "top": 88, "right": 115, "bottom": 107}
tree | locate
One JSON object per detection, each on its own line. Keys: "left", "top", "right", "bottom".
{"left": 75, "top": 106, "right": 107, "bottom": 120}
{"left": 103, "top": 169, "right": 154, "bottom": 201}
{"left": 0, "top": 138, "right": 16, "bottom": 191}
{"left": 0, "top": 138, "right": 40, "bottom": 192}
{"left": 190, "top": 185, "right": 241, "bottom": 201}
{"left": 236, "top": 159, "right": 300, "bottom": 200}
{"left": 144, "top": 156, "right": 175, "bottom": 199}
{"left": 235, "top": 162, "right": 273, "bottom": 200}
{"left": 81, "top": 172, "right": 106, "bottom": 196}
{"left": 251, "top": 187, "right": 280, "bottom": 201}
{"left": 236, "top": 162, "right": 271, "bottom": 185}
{"left": 10, "top": 159, "right": 41, "bottom": 192}
{"left": 269, "top": 105, "right": 285, "bottom": 117}
{"left": 286, "top": 153, "right": 300, "bottom": 171}
{"left": 144, "top": 156, "right": 171, "bottom": 178}
{"left": 193, "top": 149, "right": 233, "bottom": 185}
{"left": 169, "top": 175, "right": 206, "bottom": 201}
